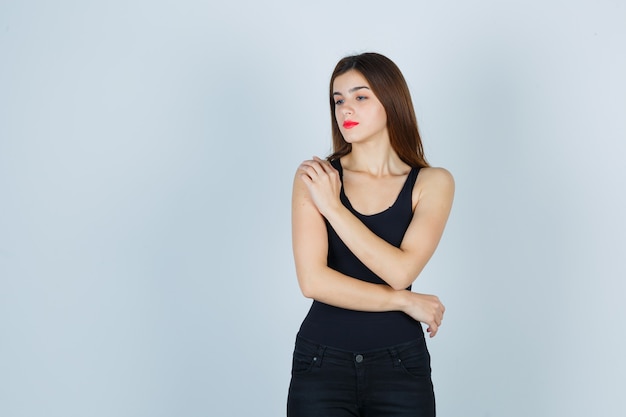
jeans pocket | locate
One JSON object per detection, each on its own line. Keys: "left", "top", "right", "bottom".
{"left": 396, "top": 340, "right": 431, "bottom": 379}
{"left": 291, "top": 340, "right": 321, "bottom": 375}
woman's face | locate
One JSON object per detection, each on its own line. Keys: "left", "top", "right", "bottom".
{"left": 333, "top": 70, "right": 388, "bottom": 145}
{"left": 333, "top": 70, "right": 389, "bottom": 143}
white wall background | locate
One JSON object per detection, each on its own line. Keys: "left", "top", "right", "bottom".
{"left": 1, "top": 1, "right": 625, "bottom": 416}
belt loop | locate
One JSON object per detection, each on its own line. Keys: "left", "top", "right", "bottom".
{"left": 314, "top": 344, "right": 326, "bottom": 368}
{"left": 388, "top": 347, "right": 400, "bottom": 368}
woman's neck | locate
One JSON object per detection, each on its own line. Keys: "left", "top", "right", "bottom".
{"left": 342, "top": 143, "right": 409, "bottom": 177}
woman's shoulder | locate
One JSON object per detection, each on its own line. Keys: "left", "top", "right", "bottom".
{"left": 413, "top": 166, "right": 455, "bottom": 200}
{"left": 417, "top": 166, "right": 454, "bottom": 185}
{"left": 411, "top": 166, "right": 454, "bottom": 209}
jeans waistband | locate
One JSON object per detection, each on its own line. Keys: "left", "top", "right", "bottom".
{"left": 295, "top": 335, "right": 424, "bottom": 366}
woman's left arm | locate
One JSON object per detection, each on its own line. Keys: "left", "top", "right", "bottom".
{"left": 299, "top": 158, "right": 454, "bottom": 290}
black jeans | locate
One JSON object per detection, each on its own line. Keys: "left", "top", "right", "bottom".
{"left": 287, "top": 336, "right": 435, "bottom": 417}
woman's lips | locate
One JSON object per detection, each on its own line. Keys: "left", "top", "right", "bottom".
{"left": 343, "top": 120, "right": 359, "bottom": 129}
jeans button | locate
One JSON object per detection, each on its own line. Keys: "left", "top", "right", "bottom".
{"left": 355, "top": 354, "right": 363, "bottom": 363}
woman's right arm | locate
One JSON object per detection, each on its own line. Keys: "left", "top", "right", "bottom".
{"left": 292, "top": 171, "right": 445, "bottom": 335}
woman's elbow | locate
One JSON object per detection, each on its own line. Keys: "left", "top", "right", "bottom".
{"left": 296, "top": 271, "right": 318, "bottom": 299}
{"left": 299, "top": 282, "right": 316, "bottom": 299}
{"left": 388, "top": 271, "right": 418, "bottom": 291}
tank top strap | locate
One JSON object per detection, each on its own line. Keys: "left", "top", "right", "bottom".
{"left": 396, "top": 166, "right": 420, "bottom": 204}
{"left": 407, "top": 166, "right": 421, "bottom": 189}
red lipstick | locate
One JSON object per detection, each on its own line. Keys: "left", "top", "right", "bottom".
{"left": 343, "top": 120, "right": 359, "bottom": 129}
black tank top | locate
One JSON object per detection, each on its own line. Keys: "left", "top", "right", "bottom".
{"left": 297, "top": 158, "right": 423, "bottom": 351}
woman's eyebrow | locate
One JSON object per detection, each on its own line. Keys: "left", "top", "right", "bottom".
{"left": 333, "top": 86, "right": 371, "bottom": 96}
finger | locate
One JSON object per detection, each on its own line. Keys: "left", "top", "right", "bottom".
{"left": 312, "top": 156, "right": 336, "bottom": 175}
{"left": 428, "top": 326, "right": 437, "bottom": 338}
{"left": 301, "top": 160, "right": 326, "bottom": 177}
{"left": 299, "top": 163, "right": 323, "bottom": 179}
{"left": 298, "top": 161, "right": 316, "bottom": 173}
{"left": 298, "top": 160, "right": 317, "bottom": 171}
{"left": 299, "top": 173, "right": 312, "bottom": 185}
{"left": 319, "top": 160, "right": 338, "bottom": 176}
{"left": 428, "top": 322, "right": 438, "bottom": 337}
{"left": 297, "top": 166, "right": 314, "bottom": 182}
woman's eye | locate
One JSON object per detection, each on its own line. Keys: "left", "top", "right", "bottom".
{"left": 356, "top": 96, "right": 367, "bottom": 101}
{"left": 335, "top": 99, "right": 344, "bottom": 105}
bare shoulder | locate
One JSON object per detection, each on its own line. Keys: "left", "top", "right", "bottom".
{"left": 417, "top": 167, "right": 455, "bottom": 190}
{"left": 292, "top": 163, "right": 313, "bottom": 204}
{"left": 412, "top": 167, "right": 454, "bottom": 209}
{"left": 292, "top": 164, "right": 303, "bottom": 183}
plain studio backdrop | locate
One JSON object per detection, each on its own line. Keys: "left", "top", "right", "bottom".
{"left": 1, "top": 1, "right": 625, "bottom": 416}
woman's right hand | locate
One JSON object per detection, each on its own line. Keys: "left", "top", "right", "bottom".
{"left": 297, "top": 156, "right": 342, "bottom": 217}
{"left": 401, "top": 291, "right": 446, "bottom": 338}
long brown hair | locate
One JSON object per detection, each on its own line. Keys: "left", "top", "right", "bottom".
{"left": 327, "top": 53, "right": 429, "bottom": 168}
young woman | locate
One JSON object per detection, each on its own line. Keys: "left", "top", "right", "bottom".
{"left": 287, "top": 52, "right": 454, "bottom": 417}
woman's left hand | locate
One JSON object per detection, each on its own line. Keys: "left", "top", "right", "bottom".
{"left": 297, "top": 156, "right": 342, "bottom": 217}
